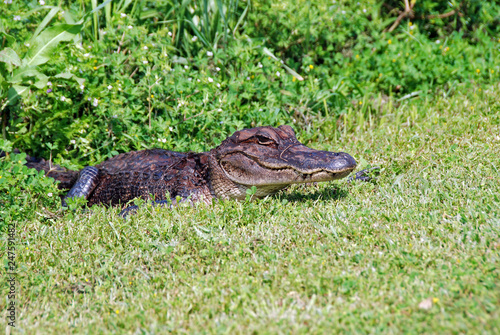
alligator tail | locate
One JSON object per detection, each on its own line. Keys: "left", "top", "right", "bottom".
{"left": 1, "top": 149, "right": 79, "bottom": 190}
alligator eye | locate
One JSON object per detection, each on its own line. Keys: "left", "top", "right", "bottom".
{"left": 255, "top": 135, "right": 275, "bottom": 145}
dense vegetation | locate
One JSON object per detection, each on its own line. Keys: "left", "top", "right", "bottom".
{"left": 0, "top": 0, "right": 499, "bottom": 333}
{"left": 1, "top": 1, "right": 499, "bottom": 164}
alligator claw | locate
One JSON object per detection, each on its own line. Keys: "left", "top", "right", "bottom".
{"left": 347, "top": 166, "right": 381, "bottom": 183}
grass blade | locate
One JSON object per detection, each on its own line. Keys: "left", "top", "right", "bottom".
{"left": 77, "top": 0, "right": 112, "bottom": 24}
{"left": 262, "top": 47, "right": 304, "bottom": 81}
{"left": 216, "top": 0, "right": 228, "bottom": 43}
{"left": 185, "top": 20, "right": 211, "bottom": 49}
{"left": 105, "top": 0, "right": 112, "bottom": 29}
{"left": 91, "top": 0, "right": 98, "bottom": 40}
{"left": 233, "top": 0, "right": 249, "bottom": 36}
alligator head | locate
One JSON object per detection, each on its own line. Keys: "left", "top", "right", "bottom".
{"left": 208, "top": 125, "right": 357, "bottom": 200}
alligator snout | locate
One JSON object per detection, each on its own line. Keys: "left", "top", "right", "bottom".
{"left": 276, "top": 144, "right": 357, "bottom": 175}
{"left": 327, "top": 152, "right": 357, "bottom": 172}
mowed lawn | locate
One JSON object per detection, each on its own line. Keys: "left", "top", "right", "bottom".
{"left": 11, "top": 86, "right": 500, "bottom": 333}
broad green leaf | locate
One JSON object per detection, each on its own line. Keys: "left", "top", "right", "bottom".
{"left": 10, "top": 66, "right": 49, "bottom": 90}
{"left": 10, "top": 67, "right": 44, "bottom": 84}
{"left": 34, "top": 73, "right": 49, "bottom": 88}
{"left": 25, "top": 24, "right": 83, "bottom": 68}
{"left": 5, "top": 85, "right": 28, "bottom": 108}
{"left": 55, "top": 72, "right": 86, "bottom": 85}
{"left": 62, "top": 10, "right": 76, "bottom": 24}
{"left": 0, "top": 20, "right": 15, "bottom": 45}
{"left": 32, "top": 7, "right": 61, "bottom": 40}
{"left": 0, "top": 48, "right": 21, "bottom": 67}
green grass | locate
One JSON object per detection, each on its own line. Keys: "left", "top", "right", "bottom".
{"left": 5, "top": 85, "right": 499, "bottom": 333}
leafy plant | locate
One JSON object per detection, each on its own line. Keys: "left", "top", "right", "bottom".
{"left": 0, "top": 1, "right": 111, "bottom": 135}
{"left": 0, "top": 22, "right": 84, "bottom": 109}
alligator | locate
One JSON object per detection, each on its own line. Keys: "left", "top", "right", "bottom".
{"left": 24, "top": 125, "right": 363, "bottom": 215}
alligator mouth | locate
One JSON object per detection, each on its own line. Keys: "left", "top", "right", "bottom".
{"left": 246, "top": 148, "right": 356, "bottom": 183}
{"left": 219, "top": 150, "right": 357, "bottom": 187}
{"left": 294, "top": 168, "right": 355, "bottom": 183}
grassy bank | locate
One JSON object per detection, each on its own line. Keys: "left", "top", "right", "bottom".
{"left": 1, "top": 0, "right": 500, "bottom": 333}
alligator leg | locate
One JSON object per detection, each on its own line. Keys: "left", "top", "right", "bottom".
{"left": 63, "top": 166, "right": 100, "bottom": 206}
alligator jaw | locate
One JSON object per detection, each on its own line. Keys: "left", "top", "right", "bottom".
{"left": 218, "top": 151, "right": 356, "bottom": 187}
{"left": 290, "top": 150, "right": 357, "bottom": 183}
{"left": 295, "top": 167, "right": 355, "bottom": 183}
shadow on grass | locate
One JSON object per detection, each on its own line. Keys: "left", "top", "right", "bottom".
{"left": 276, "top": 185, "right": 349, "bottom": 203}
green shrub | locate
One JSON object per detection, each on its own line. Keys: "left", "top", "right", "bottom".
{"left": 246, "top": 0, "right": 499, "bottom": 95}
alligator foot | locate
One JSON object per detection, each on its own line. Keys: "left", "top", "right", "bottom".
{"left": 347, "top": 167, "right": 381, "bottom": 183}
{"left": 62, "top": 166, "right": 100, "bottom": 206}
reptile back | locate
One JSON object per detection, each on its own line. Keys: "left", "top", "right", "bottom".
{"left": 88, "top": 149, "right": 213, "bottom": 206}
